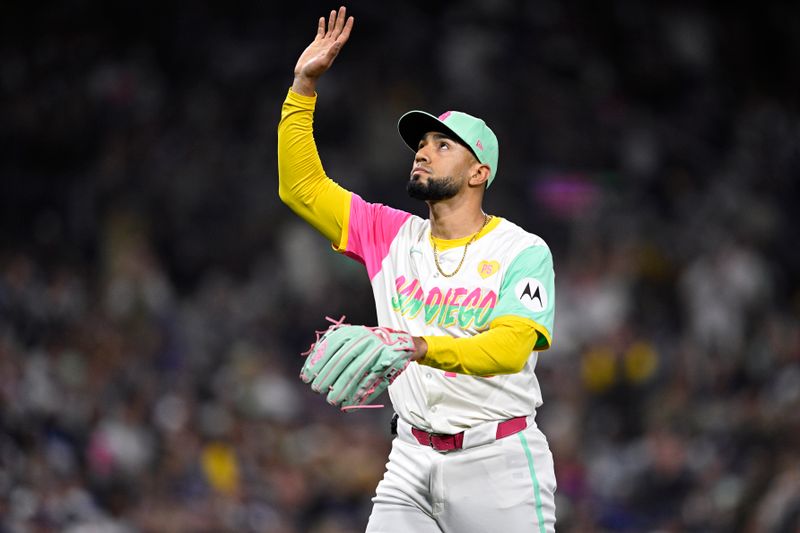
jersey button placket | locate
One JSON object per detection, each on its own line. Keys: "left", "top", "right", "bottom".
{"left": 425, "top": 372, "right": 445, "bottom": 426}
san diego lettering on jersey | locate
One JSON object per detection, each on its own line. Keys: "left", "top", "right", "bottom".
{"left": 391, "top": 275, "right": 497, "bottom": 328}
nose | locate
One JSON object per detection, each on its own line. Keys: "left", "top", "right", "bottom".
{"left": 415, "top": 144, "right": 430, "bottom": 163}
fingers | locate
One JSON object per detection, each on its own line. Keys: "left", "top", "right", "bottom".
{"left": 323, "top": 6, "right": 351, "bottom": 41}
{"left": 326, "top": 9, "right": 336, "bottom": 38}
{"left": 332, "top": 6, "right": 347, "bottom": 34}
{"left": 315, "top": 16, "right": 325, "bottom": 39}
{"left": 337, "top": 15, "right": 354, "bottom": 46}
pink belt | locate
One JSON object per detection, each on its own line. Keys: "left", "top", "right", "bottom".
{"left": 410, "top": 416, "right": 528, "bottom": 452}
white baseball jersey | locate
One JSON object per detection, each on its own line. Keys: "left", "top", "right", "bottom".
{"left": 340, "top": 195, "right": 555, "bottom": 434}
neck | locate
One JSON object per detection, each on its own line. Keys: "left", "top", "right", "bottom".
{"left": 427, "top": 198, "right": 487, "bottom": 239}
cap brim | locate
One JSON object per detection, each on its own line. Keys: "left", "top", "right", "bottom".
{"left": 397, "top": 111, "right": 477, "bottom": 159}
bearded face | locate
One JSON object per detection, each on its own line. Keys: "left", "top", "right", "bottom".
{"left": 407, "top": 132, "right": 481, "bottom": 202}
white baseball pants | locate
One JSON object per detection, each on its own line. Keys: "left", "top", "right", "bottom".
{"left": 365, "top": 417, "right": 556, "bottom": 533}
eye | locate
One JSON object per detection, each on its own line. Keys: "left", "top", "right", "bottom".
{"left": 439, "top": 141, "right": 450, "bottom": 150}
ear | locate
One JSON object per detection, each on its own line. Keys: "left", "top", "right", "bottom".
{"left": 468, "top": 163, "right": 491, "bottom": 188}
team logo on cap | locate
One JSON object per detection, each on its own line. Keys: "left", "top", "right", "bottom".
{"left": 515, "top": 278, "right": 548, "bottom": 312}
{"left": 476, "top": 139, "right": 484, "bottom": 151}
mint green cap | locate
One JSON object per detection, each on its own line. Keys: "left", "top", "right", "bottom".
{"left": 398, "top": 110, "right": 500, "bottom": 187}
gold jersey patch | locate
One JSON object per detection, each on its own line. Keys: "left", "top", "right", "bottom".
{"left": 477, "top": 260, "right": 500, "bottom": 279}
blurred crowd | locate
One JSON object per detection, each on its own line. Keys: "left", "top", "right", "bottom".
{"left": 1, "top": 1, "right": 799, "bottom": 532}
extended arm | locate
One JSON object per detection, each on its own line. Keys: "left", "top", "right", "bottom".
{"left": 277, "top": 7, "right": 355, "bottom": 244}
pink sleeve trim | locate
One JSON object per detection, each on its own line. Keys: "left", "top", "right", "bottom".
{"left": 344, "top": 194, "right": 412, "bottom": 280}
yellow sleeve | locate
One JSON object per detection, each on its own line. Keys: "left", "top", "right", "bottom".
{"left": 277, "top": 89, "right": 353, "bottom": 247}
{"left": 419, "top": 315, "right": 544, "bottom": 376}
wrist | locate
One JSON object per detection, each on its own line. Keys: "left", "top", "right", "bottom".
{"left": 411, "top": 336, "right": 428, "bottom": 361}
{"left": 291, "top": 75, "right": 317, "bottom": 97}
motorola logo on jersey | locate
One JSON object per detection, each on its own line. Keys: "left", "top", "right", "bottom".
{"left": 515, "top": 278, "right": 548, "bottom": 312}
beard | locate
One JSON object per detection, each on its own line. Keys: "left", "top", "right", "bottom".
{"left": 406, "top": 175, "right": 460, "bottom": 201}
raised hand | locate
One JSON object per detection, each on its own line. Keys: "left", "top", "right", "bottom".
{"left": 292, "top": 6, "right": 354, "bottom": 96}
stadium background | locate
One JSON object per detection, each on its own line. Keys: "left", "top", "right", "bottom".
{"left": 1, "top": 1, "right": 799, "bottom": 531}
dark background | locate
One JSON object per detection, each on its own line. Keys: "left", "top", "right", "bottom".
{"left": 1, "top": 1, "right": 799, "bottom": 531}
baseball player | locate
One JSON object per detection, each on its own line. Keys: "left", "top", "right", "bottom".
{"left": 278, "top": 7, "right": 557, "bottom": 532}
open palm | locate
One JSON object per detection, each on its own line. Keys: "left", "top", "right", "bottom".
{"left": 294, "top": 6, "right": 354, "bottom": 80}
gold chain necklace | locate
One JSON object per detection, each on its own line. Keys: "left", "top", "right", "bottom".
{"left": 432, "top": 214, "right": 491, "bottom": 278}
